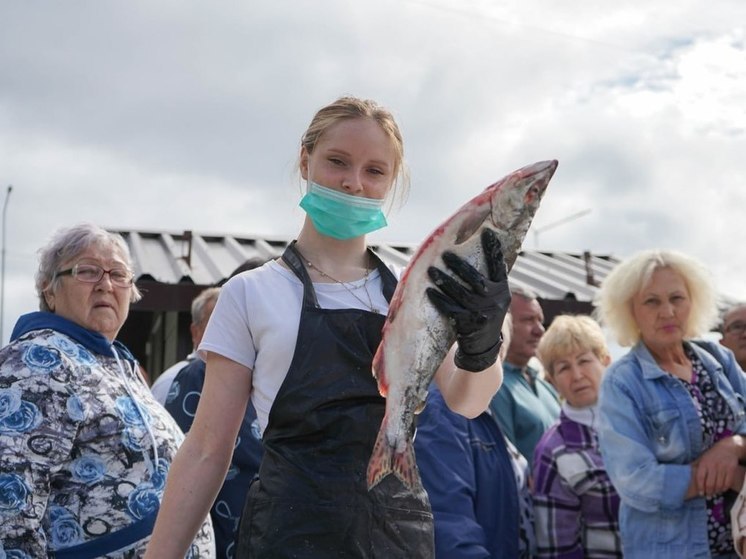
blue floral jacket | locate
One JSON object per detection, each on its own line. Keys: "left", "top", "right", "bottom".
{"left": 0, "top": 312, "right": 214, "bottom": 559}
{"left": 598, "top": 340, "right": 746, "bottom": 559}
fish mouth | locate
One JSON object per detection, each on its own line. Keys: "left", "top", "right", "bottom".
{"left": 522, "top": 160, "right": 558, "bottom": 205}
{"left": 488, "top": 159, "right": 557, "bottom": 231}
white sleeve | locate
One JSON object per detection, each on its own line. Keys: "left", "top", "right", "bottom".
{"left": 198, "top": 277, "right": 256, "bottom": 371}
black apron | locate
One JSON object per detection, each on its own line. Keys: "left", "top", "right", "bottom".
{"left": 235, "top": 242, "right": 434, "bottom": 558}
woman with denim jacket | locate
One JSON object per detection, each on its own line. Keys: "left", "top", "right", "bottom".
{"left": 595, "top": 249, "right": 746, "bottom": 559}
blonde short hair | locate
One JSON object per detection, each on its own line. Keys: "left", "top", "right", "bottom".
{"left": 537, "top": 314, "right": 609, "bottom": 377}
{"left": 594, "top": 249, "right": 717, "bottom": 347}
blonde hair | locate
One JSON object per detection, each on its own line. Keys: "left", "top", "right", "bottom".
{"left": 300, "top": 96, "right": 409, "bottom": 208}
{"left": 594, "top": 249, "right": 717, "bottom": 346}
{"left": 537, "top": 314, "right": 609, "bottom": 377}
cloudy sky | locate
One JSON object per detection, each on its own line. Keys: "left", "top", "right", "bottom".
{"left": 1, "top": 0, "right": 745, "bottom": 343}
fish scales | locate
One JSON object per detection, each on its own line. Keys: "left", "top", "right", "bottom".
{"left": 367, "top": 159, "right": 558, "bottom": 493}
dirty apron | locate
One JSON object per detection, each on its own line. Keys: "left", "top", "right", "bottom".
{"left": 235, "top": 242, "right": 434, "bottom": 558}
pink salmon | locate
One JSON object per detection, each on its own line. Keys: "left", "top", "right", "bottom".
{"left": 367, "top": 159, "right": 558, "bottom": 492}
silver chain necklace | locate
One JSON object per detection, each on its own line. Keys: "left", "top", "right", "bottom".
{"left": 295, "top": 247, "right": 379, "bottom": 313}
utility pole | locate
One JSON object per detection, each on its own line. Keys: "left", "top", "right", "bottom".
{"left": 533, "top": 208, "right": 591, "bottom": 249}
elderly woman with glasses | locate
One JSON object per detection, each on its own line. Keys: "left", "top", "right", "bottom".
{"left": 0, "top": 223, "right": 214, "bottom": 559}
{"left": 596, "top": 249, "right": 746, "bottom": 559}
{"left": 719, "top": 304, "right": 746, "bottom": 373}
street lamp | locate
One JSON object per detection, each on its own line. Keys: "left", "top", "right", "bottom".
{"left": 533, "top": 208, "right": 591, "bottom": 249}
{"left": 1, "top": 184, "right": 13, "bottom": 345}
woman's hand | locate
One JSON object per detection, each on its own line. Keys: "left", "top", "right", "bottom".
{"left": 426, "top": 229, "right": 511, "bottom": 372}
{"left": 694, "top": 436, "right": 746, "bottom": 496}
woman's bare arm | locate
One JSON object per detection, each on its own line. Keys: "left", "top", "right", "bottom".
{"left": 144, "top": 352, "right": 252, "bottom": 558}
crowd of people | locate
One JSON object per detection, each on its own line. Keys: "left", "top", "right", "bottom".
{"left": 2, "top": 95, "right": 746, "bottom": 558}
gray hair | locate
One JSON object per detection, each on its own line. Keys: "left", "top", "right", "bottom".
{"left": 509, "top": 283, "right": 538, "bottom": 302}
{"left": 721, "top": 302, "right": 746, "bottom": 333}
{"left": 36, "top": 223, "right": 142, "bottom": 312}
{"left": 191, "top": 287, "right": 221, "bottom": 325}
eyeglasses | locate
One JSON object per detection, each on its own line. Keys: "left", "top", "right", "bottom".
{"left": 724, "top": 321, "right": 746, "bottom": 336}
{"left": 56, "top": 264, "right": 135, "bottom": 288}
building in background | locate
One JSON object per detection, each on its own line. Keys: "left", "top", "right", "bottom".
{"left": 115, "top": 229, "right": 729, "bottom": 384}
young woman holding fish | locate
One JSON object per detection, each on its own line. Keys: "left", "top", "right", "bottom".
{"left": 144, "top": 96, "right": 512, "bottom": 558}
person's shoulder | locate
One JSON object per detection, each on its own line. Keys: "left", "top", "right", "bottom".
{"left": 536, "top": 375, "right": 559, "bottom": 397}
{"left": 535, "top": 420, "right": 563, "bottom": 456}
{"left": 499, "top": 364, "right": 524, "bottom": 387}
{"left": 689, "top": 338, "right": 731, "bottom": 364}
{"left": 3, "top": 329, "right": 87, "bottom": 373}
{"left": 225, "top": 258, "right": 288, "bottom": 284}
{"left": 221, "top": 259, "right": 300, "bottom": 300}
{"left": 166, "top": 360, "right": 207, "bottom": 414}
{"left": 604, "top": 347, "right": 641, "bottom": 379}
{"left": 533, "top": 422, "right": 566, "bottom": 483}
{"left": 174, "top": 358, "right": 206, "bottom": 382}
{"left": 419, "top": 387, "right": 468, "bottom": 431}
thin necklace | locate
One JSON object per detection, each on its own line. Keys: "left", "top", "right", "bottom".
{"left": 294, "top": 247, "right": 379, "bottom": 313}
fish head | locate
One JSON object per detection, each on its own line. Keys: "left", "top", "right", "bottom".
{"left": 486, "top": 159, "right": 557, "bottom": 270}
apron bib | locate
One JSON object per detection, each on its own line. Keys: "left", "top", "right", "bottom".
{"left": 235, "top": 242, "right": 433, "bottom": 558}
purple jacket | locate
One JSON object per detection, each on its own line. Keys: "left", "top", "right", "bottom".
{"left": 532, "top": 409, "right": 622, "bottom": 558}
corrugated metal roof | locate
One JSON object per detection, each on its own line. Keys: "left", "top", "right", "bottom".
{"left": 116, "top": 229, "right": 619, "bottom": 303}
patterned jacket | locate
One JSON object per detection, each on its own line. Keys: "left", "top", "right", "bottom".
{"left": 532, "top": 407, "right": 622, "bottom": 558}
{"left": 0, "top": 312, "right": 214, "bottom": 559}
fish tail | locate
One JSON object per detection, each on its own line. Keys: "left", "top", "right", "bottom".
{"left": 367, "top": 418, "right": 421, "bottom": 493}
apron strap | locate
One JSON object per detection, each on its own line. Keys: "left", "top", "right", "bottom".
{"left": 369, "top": 248, "right": 398, "bottom": 303}
{"left": 282, "top": 241, "right": 320, "bottom": 308}
{"left": 283, "top": 241, "right": 398, "bottom": 309}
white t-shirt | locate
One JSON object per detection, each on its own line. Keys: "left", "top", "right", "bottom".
{"left": 199, "top": 258, "right": 399, "bottom": 434}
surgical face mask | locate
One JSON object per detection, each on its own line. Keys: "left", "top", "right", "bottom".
{"left": 299, "top": 180, "right": 388, "bottom": 240}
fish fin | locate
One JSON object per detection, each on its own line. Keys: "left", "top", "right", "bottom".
{"left": 454, "top": 204, "right": 491, "bottom": 245}
{"left": 367, "top": 419, "right": 421, "bottom": 493}
{"left": 371, "top": 352, "right": 388, "bottom": 396}
{"left": 391, "top": 440, "right": 420, "bottom": 493}
{"left": 367, "top": 419, "right": 393, "bottom": 490}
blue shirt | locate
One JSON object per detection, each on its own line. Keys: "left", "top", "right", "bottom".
{"left": 490, "top": 362, "right": 561, "bottom": 468}
{"left": 598, "top": 340, "right": 746, "bottom": 559}
{"left": 415, "top": 388, "right": 523, "bottom": 558}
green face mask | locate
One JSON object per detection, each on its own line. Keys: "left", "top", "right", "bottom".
{"left": 299, "top": 181, "right": 388, "bottom": 240}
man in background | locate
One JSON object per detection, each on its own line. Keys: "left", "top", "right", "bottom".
{"left": 150, "top": 287, "right": 218, "bottom": 405}
{"left": 720, "top": 303, "right": 746, "bottom": 371}
{"left": 490, "top": 286, "right": 560, "bottom": 468}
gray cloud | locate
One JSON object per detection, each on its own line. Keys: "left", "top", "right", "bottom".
{"left": 2, "top": 0, "right": 746, "bottom": 341}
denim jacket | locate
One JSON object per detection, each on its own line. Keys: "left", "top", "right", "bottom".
{"left": 598, "top": 340, "right": 746, "bottom": 558}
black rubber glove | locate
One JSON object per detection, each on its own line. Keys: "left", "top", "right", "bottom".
{"left": 426, "top": 229, "right": 512, "bottom": 372}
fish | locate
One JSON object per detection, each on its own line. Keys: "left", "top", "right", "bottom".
{"left": 366, "top": 159, "right": 558, "bottom": 492}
